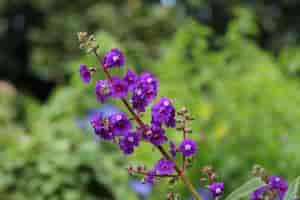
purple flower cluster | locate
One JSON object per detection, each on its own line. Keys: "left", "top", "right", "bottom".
{"left": 90, "top": 111, "right": 138, "bottom": 154}
{"left": 152, "top": 97, "right": 176, "bottom": 127}
{"left": 110, "top": 112, "right": 132, "bottom": 134}
{"left": 119, "top": 132, "right": 139, "bottom": 154}
{"left": 143, "top": 158, "right": 175, "bottom": 185}
{"left": 80, "top": 49, "right": 159, "bottom": 111}
{"left": 90, "top": 114, "right": 114, "bottom": 140}
{"left": 251, "top": 176, "right": 288, "bottom": 200}
{"left": 148, "top": 124, "right": 168, "bottom": 145}
{"left": 132, "top": 72, "right": 158, "bottom": 112}
{"left": 83, "top": 49, "right": 163, "bottom": 155}
{"left": 80, "top": 47, "right": 200, "bottom": 188}
{"left": 124, "top": 69, "right": 138, "bottom": 91}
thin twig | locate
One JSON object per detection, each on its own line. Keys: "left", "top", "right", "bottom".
{"left": 131, "top": 169, "right": 178, "bottom": 178}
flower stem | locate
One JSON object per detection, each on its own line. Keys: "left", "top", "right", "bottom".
{"left": 92, "top": 50, "right": 202, "bottom": 200}
{"left": 158, "top": 145, "right": 202, "bottom": 200}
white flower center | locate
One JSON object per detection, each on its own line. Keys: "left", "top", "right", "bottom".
{"left": 128, "top": 136, "right": 134, "bottom": 142}
{"left": 185, "top": 144, "right": 192, "bottom": 151}
{"left": 112, "top": 55, "right": 119, "bottom": 61}
{"left": 275, "top": 177, "right": 280, "bottom": 182}
{"left": 216, "top": 188, "right": 221, "bottom": 194}
{"left": 100, "top": 84, "right": 110, "bottom": 95}
{"left": 147, "top": 78, "right": 152, "bottom": 83}
{"left": 163, "top": 100, "right": 170, "bottom": 106}
{"left": 116, "top": 114, "right": 122, "bottom": 121}
{"left": 136, "top": 89, "right": 142, "bottom": 95}
{"left": 146, "top": 130, "right": 152, "bottom": 136}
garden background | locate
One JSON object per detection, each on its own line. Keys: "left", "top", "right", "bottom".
{"left": 1, "top": 0, "right": 300, "bottom": 199}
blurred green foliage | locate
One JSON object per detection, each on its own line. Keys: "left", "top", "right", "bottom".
{"left": 3, "top": 0, "right": 300, "bottom": 83}
{"left": 2, "top": 2, "right": 300, "bottom": 200}
{"left": 0, "top": 0, "right": 180, "bottom": 82}
{"left": 0, "top": 82, "right": 138, "bottom": 200}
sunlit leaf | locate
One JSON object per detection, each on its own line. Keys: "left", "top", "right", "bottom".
{"left": 225, "top": 178, "right": 265, "bottom": 200}
{"left": 284, "top": 177, "right": 300, "bottom": 200}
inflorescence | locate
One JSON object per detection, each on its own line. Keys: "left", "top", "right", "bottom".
{"left": 77, "top": 32, "right": 290, "bottom": 200}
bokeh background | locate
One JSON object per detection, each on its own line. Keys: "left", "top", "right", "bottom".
{"left": 1, "top": 0, "right": 300, "bottom": 199}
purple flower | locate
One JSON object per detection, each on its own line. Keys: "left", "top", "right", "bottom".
{"left": 110, "top": 76, "right": 129, "bottom": 98}
{"left": 139, "top": 72, "right": 158, "bottom": 91}
{"left": 138, "top": 72, "right": 159, "bottom": 102}
{"left": 209, "top": 182, "right": 224, "bottom": 198}
{"left": 119, "top": 142, "right": 134, "bottom": 154}
{"left": 169, "top": 141, "right": 177, "bottom": 157}
{"left": 268, "top": 176, "right": 288, "bottom": 191}
{"left": 131, "top": 91, "right": 150, "bottom": 112}
{"left": 102, "top": 48, "right": 124, "bottom": 68}
{"left": 179, "top": 139, "right": 197, "bottom": 157}
{"left": 79, "top": 64, "right": 91, "bottom": 83}
{"left": 130, "top": 180, "right": 152, "bottom": 198}
{"left": 145, "top": 170, "right": 156, "bottom": 185}
{"left": 154, "top": 158, "right": 175, "bottom": 175}
{"left": 123, "top": 69, "right": 138, "bottom": 91}
{"left": 122, "top": 132, "right": 139, "bottom": 146}
{"left": 268, "top": 176, "right": 288, "bottom": 199}
{"left": 75, "top": 106, "right": 119, "bottom": 133}
{"left": 90, "top": 114, "right": 114, "bottom": 140}
{"left": 131, "top": 72, "right": 158, "bottom": 112}
{"left": 136, "top": 123, "right": 167, "bottom": 145}
{"left": 119, "top": 131, "right": 139, "bottom": 154}
{"left": 151, "top": 97, "right": 176, "bottom": 128}
{"left": 109, "top": 112, "right": 132, "bottom": 135}
{"left": 149, "top": 124, "right": 168, "bottom": 145}
{"left": 95, "top": 80, "right": 111, "bottom": 103}
{"left": 250, "top": 185, "right": 270, "bottom": 200}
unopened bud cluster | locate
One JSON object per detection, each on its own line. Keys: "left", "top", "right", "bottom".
{"left": 77, "top": 32, "right": 99, "bottom": 54}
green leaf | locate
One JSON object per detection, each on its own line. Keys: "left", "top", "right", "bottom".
{"left": 284, "top": 176, "right": 300, "bottom": 200}
{"left": 225, "top": 177, "right": 265, "bottom": 200}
